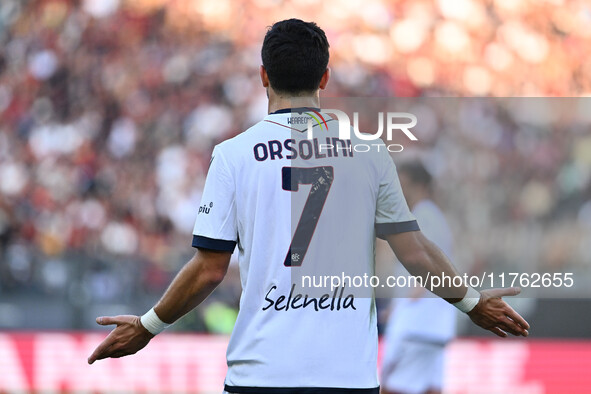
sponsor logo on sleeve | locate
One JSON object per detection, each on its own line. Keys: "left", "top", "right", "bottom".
{"left": 198, "top": 202, "right": 213, "bottom": 215}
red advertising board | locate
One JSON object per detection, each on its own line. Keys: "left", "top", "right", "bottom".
{"left": 0, "top": 333, "right": 228, "bottom": 393}
{"left": 445, "top": 340, "right": 591, "bottom": 393}
{"left": 1, "top": 333, "right": 590, "bottom": 393}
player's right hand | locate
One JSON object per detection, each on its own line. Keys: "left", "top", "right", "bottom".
{"left": 467, "top": 287, "right": 530, "bottom": 338}
{"left": 87, "top": 315, "right": 154, "bottom": 364}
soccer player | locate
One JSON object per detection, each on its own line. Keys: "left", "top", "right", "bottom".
{"left": 381, "top": 161, "right": 457, "bottom": 394}
{"left": 88, "top": 19, "right": 529, "bottom": 393}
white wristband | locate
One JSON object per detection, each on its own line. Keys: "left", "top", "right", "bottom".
{"left": 140, "top": 308, "right": 170, "bottom": 335}
{"left": 452, "top": 287, "right": 481, "bottom": 313}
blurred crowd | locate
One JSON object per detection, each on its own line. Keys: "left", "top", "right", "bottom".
{"left": 0, "top": 0, "right": 590, "bottom": 330}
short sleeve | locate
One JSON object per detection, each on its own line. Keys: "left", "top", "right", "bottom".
{"left": 192, "top": 146, "right": 238, "bottom": 252}
{"left": 374, "top": 149, "right": 419, "bottom": 239}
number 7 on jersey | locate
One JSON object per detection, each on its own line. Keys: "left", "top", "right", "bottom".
{"left": 282, "top": 166, "right": 334, "bottom": 267}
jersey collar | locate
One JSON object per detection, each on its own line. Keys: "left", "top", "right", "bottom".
{"left": 269, "top": 107, "right": 321, "bottom": 115}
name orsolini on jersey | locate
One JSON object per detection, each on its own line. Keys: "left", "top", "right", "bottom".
{"left": 253, "top": 137, "right": 354, "bottom": 161}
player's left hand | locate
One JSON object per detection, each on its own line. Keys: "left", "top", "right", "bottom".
{"left": 467, "top": 287, "right": 530, "bottom": 338}
{"left": 88, "top": 315, "right": 154, "bottom": 364}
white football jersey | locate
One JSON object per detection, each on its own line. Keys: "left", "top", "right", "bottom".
{"left": 192, "top": 109, "right": 418, "bottom": 393}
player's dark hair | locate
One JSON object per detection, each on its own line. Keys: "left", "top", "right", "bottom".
{"left": 261, "top": 19, "right": 329, "bottom": 95}
{"left": 398, "top": 161, "right": 432, "bottom": 187}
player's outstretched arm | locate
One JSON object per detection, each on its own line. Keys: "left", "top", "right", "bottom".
{"left": 466, "top": 287, "right": 529, "bottom": 338}
{"left": 386, "top": 230, "right": 530, "bottom": 338}
{"left": 87, "top": 315, "right": 153, "bottom": 364}
{"left": 88, "top": 248, "right": 232, "bottom": 364}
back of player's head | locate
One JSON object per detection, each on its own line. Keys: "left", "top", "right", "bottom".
{"left": 398, "top": 161, "right": 433, "bottom": 188}
{"left": 261, "top": 19, "right": 329, "bottom": 95}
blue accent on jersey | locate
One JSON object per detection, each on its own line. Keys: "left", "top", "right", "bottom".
{"left": 375, "top": 220, "right": 420, "bottom": 239}
{"left": 192, "top": 235, "right": 236, "bottom": 252}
